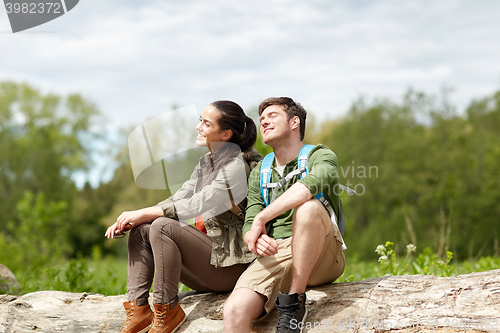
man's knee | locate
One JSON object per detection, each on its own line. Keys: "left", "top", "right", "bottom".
{"left": 224, "top": 288, "right": 266, "bottom": 325}
{"left": 293, "top": 199, "right": 329, "bottom": 226}
{"left": 223, "top": 294, "right": 240, "bottom": 322}
{"left": 224, "top": 291, "right": 249, "bottom": 328}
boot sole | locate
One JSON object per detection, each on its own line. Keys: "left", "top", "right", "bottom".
{"left": 299, "top": 308, "right": 308, "bottom": 333}
{"left": 137, "top": 324, "right": 151, "bottom": 333}
{"left": 170, "top": 314, "right": 187, "bottom": 333}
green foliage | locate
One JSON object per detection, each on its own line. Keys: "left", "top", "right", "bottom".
{"left": 316, "top": 88, "right": 500, "bottom": 260}
{"left": 339, "top": 241, "right": 499, "bottom": 283}
{"left": 0, "top": 81, "right": 106, "bottom": 260}
{"left": 375, "top": 241, "right": 417, "bottom": 276}
{"left": 18, "top": 256, "right": 128, "bottom": 295}
{"left": 0, "top": 191, "right": 71, "bottom": 273}
{"left": 460, "top": 256, "right": 500, "bottom": 273}
{"left": 0, "top": 82, "right": 99, "bottom": 226}
{"left": 2, "top": 81, "right": 499, "bottom": 296}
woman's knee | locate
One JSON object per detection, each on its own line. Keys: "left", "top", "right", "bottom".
{"left": 150, "top": 217, "right": 179, "bottom": 239}
{"left": 128, "top": 222, "right": 151, "bottom": 246}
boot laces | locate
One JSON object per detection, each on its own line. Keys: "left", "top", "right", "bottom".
{"left": 151, "top": 309, "right": 167, "bottom": 331}
{"left": 276, "top": 302, "right": 300, "bottom": 332}
{"left": 121, "top": 306, "right": 135, "bottom": 330}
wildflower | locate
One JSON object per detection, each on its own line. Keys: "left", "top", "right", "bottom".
{"left": 378, "top": 255, "right": 388, "bottom": 262}
{"left": 375, "top": 245, "right": 385, "bottom": 255}
{"left": 406, "top": 244, "right": 417, "bottom": 253}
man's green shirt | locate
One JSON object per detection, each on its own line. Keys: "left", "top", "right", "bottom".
{"left": 243, "top": 144, "right": 340, "bottom": 239}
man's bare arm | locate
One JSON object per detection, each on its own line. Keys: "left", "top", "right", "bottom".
{"left": 245, "top": 182, "right": 313, "bottom": 256}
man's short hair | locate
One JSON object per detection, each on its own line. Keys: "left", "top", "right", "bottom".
{"left": 258, "top": 97, "right": 307, "bottom": 141}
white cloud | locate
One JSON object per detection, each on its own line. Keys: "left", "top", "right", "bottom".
{"left": 0, "top": 0, "right": 499, "bottom": 131}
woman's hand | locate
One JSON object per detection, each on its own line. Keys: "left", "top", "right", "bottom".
{"left": 105, "top": 221, "right": 132, "bottom": 239}
{"left": 104, "top": 207, "right": 164, "bottom": 238}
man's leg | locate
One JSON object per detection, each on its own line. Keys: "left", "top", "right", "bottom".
{"left": 289, "top": 199, "right": 331, "bottom": 294}
{"left": 223, "top": 287, "right": 267, "bottom": 333}
{"left": 272, "top": 199, "right": 333, "bottom": 332}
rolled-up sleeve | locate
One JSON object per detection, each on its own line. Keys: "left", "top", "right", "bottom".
{"left": 155, "top": 165, "right": 198, "bottom": 219}
{"left": 242, "top": 162, "right": 264, "bottom": 237}
{"left": 297, "top": 145, "right": 339, "bottom": 197}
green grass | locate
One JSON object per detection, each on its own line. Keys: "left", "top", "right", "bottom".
{"left": 18, "top": 256, "right": 129, "bottom": 295}
{"left": 338, "top": 242, "right": 500, "bottom": 283}
{"left": 12, "top": 242, "right": 500, "bottom": 295}
{"left": 339, "top": 255, "right": 500, "bottom": 283}
{"left": 17, "top": 255, "right": 191, "bottom": 296}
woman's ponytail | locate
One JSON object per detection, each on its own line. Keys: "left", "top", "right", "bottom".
{"left": 238, "top": 116, "right": 257, "bottom": 152}
{"left": 210, "top": 101, "right": 257, "bottom": 152}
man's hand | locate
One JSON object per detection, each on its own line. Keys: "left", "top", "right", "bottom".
{"left": 245, "top": 215, "right": 278, "bottom": 256}
{"left": 255, "top": 234, "right": 278, "bottom": 256}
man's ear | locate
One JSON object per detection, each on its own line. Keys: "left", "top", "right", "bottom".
{"left": 290, "top": 116, "right": 300, "bottom": 130}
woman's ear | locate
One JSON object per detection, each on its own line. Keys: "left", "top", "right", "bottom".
{"left": 222, "top": 129, "right": 233, "bottom": 141}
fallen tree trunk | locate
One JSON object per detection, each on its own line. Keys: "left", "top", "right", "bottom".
{"left": 0, "top": 269, "right": 499, "bottom": 332}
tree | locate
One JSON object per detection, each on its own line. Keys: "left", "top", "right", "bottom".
{"left": 315, "top": 89, "right": 500, "bottom": 260}
{"left": 0, "top": 81, "right": 101, "bottom": 258}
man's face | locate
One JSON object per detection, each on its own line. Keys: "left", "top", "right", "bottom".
{"left": 259, "top": 104, "right": 293, "bottom": 145}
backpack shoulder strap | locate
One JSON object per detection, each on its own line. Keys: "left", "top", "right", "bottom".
{"left": 260, "top": 145, "right": 315, "bottom": 206}
{"left": 298, "top": 144, "right": 315, "bottom": 178}
{"left": 260, "top": 152, "right": 275, "bottom": 206}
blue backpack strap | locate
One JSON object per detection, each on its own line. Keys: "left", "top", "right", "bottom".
{"left": 259, "top": 144, "right": 347, "bottom": 249}
{"left": 298, "top": 144, "right": 314, "bottom": 177}
{"left": 298, "top": 145, "right": 323, "bottom": 201}
{"left": 260, "top": 152, "right": 275, "bottom": 206}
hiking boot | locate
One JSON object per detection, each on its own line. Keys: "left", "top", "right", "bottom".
{"left": 275, "top": 292, "right": 308, "bottom": 333}
{"left": 149, "top": 297, "right": 186, "bottom": 333}
{"left": 121, "top": 300, "right": 153, "bottom": 333}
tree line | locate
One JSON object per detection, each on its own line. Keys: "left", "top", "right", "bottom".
{"left": 313, "top": 89, "right": 500, "bottom": 260}
{"left": 0, "top": 81, "right": 498, "bottom": 277}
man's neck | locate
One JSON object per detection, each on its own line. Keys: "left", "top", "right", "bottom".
{"left": 273, "top": 140, "right": 304, "bottom": 167}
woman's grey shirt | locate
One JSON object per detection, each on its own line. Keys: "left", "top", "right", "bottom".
{"left": 156, "top": 148, "right": 262, "bottom": 267}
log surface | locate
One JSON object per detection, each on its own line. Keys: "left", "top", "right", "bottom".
{"left": 0, "top": 269, "right": 499, "bottom": 332}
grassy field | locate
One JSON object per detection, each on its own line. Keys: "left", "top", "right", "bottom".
{"left": 15, "top": 243, "right": 500, "bottom": 296}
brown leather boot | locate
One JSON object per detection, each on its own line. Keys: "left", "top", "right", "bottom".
{"left": 121, "top": 300, "right": 153, "bottom": 333}
{"left": 149, "top": 297, "right": 186, "bottom": 333}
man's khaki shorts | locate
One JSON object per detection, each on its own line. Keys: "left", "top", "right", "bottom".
{"left": 234, "top": 224, "right": 345, "bottom": 317}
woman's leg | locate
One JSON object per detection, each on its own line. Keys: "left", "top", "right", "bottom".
{"left": 149, "top": 217, "right": 248, "bottom": 304}
{"left": 126, "top": 223, "right": 155, "bottom": 307}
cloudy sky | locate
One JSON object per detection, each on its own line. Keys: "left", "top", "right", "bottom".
{"left": 1, "top": 0, "right": 499, "bottom": 129}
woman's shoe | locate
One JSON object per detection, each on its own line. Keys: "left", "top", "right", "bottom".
{"left": 121, "top": 300, "right": 153, "bottom": 333}
{"left": 149, "top": 297, "right": 186, "bottom": 333}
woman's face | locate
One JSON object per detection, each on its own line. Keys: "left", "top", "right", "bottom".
{"left": 196, "top": 105, "right": 232, "bottom": 149}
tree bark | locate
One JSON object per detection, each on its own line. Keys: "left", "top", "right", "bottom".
{"left": 1, "top": 269, "right": 499, "bottom": 332}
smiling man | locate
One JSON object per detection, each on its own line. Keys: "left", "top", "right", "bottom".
{"left": 223, "top": 97, "right": 346, "bottom": 333}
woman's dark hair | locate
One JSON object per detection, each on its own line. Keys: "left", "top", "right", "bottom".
{"left": 210, "top": 100, "right": 257, "bottom": 152}
{"left": 200, "top": 101, "right": 257, "bottom": 188}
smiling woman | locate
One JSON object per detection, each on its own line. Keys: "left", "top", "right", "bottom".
{"left": 195, "top": 105, "right": 232, "bottom": 149}
{"left": 105, "top": 100, "right": 262, "bottom": 333}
